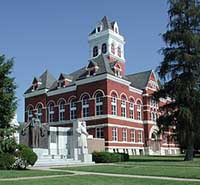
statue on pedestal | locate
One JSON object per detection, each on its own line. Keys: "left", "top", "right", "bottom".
{"left": 21, "top": 113, "right": 45, "bottom": 148}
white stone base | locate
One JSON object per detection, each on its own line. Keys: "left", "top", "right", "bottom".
{"left": 80, "top": 154, "right": 93, "bottom": 163}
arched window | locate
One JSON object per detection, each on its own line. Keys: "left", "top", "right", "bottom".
{"left": 70, "top": 99, "right": 77, "bottom": 120}
{"left": 36, "top": 104, "right": 43, "bottom": 123}
{"left": 82, "top": 95, "right": 89, "bottom": 117}
{"left": 101, "top": 43, "right": 107, "bottom": 54}
{"left": 93, "top": 46, "right": 98, "bottom": 57}
{"left": 121, "top": 96, "right": 127, "bottom": 117}
{"left": 136, "top": 101, "right": 142, "bottom": 120}
{"left": 59, "top": 101, "right": 65, "bottom": 121}
{"left": 117, "top": 46, "right": 121, "bottom": 57}
{"left": 48, "top": 102, "right": 54, "bottom": 123}
{"left": 27, "top": 107, "right": 33, "bottom": 122}
{"left": 95, "top": 91, "right": 103, "bottom": 115}
{"left": 111, "top": 43, "right": 115, "bottom": 54}
{"left": 111, "top": 93, "right": 117, "bottom": 115}
{"left": 129, "top": 100, "right": 134, "bottom": 119}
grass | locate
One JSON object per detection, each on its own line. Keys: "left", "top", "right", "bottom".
{"left": 0, "top": 169, "right": 72, "bottom": 178}
{"left": 56, "top": 156, "right": 200, "bottom": 179}
{"left": 1, "top": 175, "right": 200, "bottom": 185}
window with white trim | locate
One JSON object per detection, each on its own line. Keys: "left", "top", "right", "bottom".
{"left": 27, "top": 107, "right": 33, "bottom": 122}
{"left": 137, "top": 104, "right": 142, "bottom": 120}
{"left": 111, "top": 43, "right": 115, "bottom": 54}
{"left": 59, "top": 101, "right": 65, "bottom": 121}
{"left": 48, "top": 103, "right": 54, "bottom": 123}
{"left": 122, "top": 128, "right": 127, "bottom": 142}
{"left": 93, "top": 46, "right": 98, "bottom": 57}
{"left": 82, "top": 95, "right": 89, "bottom": 118}
{"left": 96, "top": 127, "right": 104, "bottom": 138}
{"left": 95, "top": 92, "right": 103, "bottom": 115}
{"left": 130, "top": 129, "right": 135, "bottom": 142}
{"left": 138, "top": 130, "right": 142, "bottom": 142}
{"left": 121, "top": 99, "right": 126, "bottom": 117}
{"left": 70, "top": 99, "right": 77, "bottom": 120}
{"left": 129, "top": 101, "right": 134, "bottom": 119}
{"left": 151, "top": 111, "right": 157, "bottom": 121}
{"left": 36, "top": 104, "right": 42, "bottom": 123}
{"left": 111, "top": 95, "right": 117, "bottom": 115}
{"left": 112, "top": 128, "right": 118, "bottom": 141}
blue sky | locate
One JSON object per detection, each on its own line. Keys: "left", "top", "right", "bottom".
{"left": 0, "top": 0, "right": 168, "bottom": 122}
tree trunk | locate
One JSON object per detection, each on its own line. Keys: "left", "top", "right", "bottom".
{"left": 184, "top": 130, "right": 194, "bottom": 161}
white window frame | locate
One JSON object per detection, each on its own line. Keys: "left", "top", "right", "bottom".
{"left": 121, "top": 99, "right": 126, "bottom": 117}
{"left": 137, "top": 104, "right": 142, "bottom": 120}
{"left": 112, "top": 127, "right": 118, "bottom": 141}
{"left": 27, "top": 109, "right": 33, "bottom": 122}
{"left": 111, "top": 96, "right": 117, "bottom": 115}
{"left": 122, "top": 128, "right": 127, "bottom": 142}
{"left": 70, "top": 100, "right": 77, "bottom": 120}
{"left": 138, "top": 130, "right": 142, "bottom": 143}
{"left": 130, "top": 129, "right": 135, "bottom": 142}
{"left": 95, "top": 94, "right": 103, "bottom": 116}
{"left": 82, "top": 96, "right": 89, "bottom": 118}
{"left": 48, "top": 103, "right": 54, "bottom": 123}
{"left": 129, "top": 102, "right": 134, "bottom": 119}
{"left": 59, "top": 102, "right": 65, "bottom": 121}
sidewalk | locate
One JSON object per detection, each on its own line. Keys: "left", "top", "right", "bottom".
{"left": 1, "top": 166, "right": 200, "bottom": 182}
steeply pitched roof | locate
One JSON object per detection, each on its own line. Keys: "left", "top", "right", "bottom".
{"left": 24, "top": 70, "right": 56, "bottom": 94}
{"left": 89, "top": 16, "right": 114, "bottom": 35}
{"left": 126, "top": 70, "right": 152, "bottom": 90}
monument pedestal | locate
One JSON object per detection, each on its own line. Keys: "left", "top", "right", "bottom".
{"left": 80, "top": 153, "right": 93, "bottom": 163}
{"left": 33, "top": 148, "right": 49, "bottom": 157}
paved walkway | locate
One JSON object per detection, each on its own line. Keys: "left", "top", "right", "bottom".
{"left": 1, "top": 166, "right": 200, "bottom": 182}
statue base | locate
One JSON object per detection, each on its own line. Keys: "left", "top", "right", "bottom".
{"left": 80, "top": 153, "right": 93, "bottom": 163}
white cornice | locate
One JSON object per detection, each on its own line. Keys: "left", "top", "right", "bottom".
{"left": 47, "top": 86, "right": 76, "bottom": 96}
{"left": 129, "top": 86, "right": 143, "bottom": 95}
{"left": 24, "top": 89, "right": 48, "bottom": 98}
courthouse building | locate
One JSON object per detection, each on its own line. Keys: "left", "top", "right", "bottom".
{"left": 24, "top": 16, "right": 179, "bottom": 156}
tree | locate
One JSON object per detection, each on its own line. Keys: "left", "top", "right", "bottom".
{"left": 155, "top": 0, "right": 200, "bottom": 161}
{"left": 0, "top": 55, "right": 17, "bottom": 131}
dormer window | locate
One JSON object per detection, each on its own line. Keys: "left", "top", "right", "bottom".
{"left": 114, "top": 64, "right": 121, "bottom": 78}
{"left": 86, "top": 61, "right": 99, "bottom": 77}
{"left": 102, "top": 43, "right": 107, "bottom": 54}
{"left": 93, "top": 46, "right": 98, "bottom": 57}
{"left": 32, "top": 78, "right": 41, "bottom": 91}
{"left": 96, "top": 24, "right": 102, "bottom": 33}
{"left": 58, "top": 74, "right": 72, "bottom": 88}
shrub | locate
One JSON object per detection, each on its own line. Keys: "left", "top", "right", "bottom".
{"left": 15, "top": 144, "right": 37, "bottom": 169}
{"left": 92, "top": 151, "right": 129, "bottom": 163}
{"left": 0, "top": 153, "right": 15, "bottom": 169}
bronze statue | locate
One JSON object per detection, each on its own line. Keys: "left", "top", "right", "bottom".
{"left": 21, "top": 113, "right": 45, "bottom": 148}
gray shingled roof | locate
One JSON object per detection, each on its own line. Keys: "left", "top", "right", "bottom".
{"left": 90, "top": 16, "right": 114, "bottom": 35}
{"left": 126, "top": 70, "right": 152, "bottom": 90}
{"left": 24, "top": 70, "right": 56, "bottom": 94}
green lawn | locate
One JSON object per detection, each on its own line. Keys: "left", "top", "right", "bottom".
{"left": 1, "top": 175, "right": 200, "bottom": 185}
{"left": 56, "top": 156, "right": 200, "bottom": 179}
{"left": 0, "top": 169, "right": 71, "bottom": 178}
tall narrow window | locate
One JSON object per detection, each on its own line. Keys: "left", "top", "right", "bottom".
{"left": 112, "top": 128, "right": 118, "bottom": 141}
{"left": 122, "top": 128, "right": 127, "bottom": 142}
{"left": 117, "top": 46, "right": 121, "bottom": 57}
{"left": 136, "top": 102, "right": 142, "bottom": 120}
{"left": 111, "top": 95, "right": 117, "bottom": 115}
{"left": 138, "top": 130, "right": 142, "bottom": 142}
{"left": 130, "top": 101, "right": 134, "bottom": 119}
{"left": 93, "top": 46, "right": 98, "bottom": 57}
{"left": 27, "top": 107, "right": 33, "bottom": 122}
{"left": 82, "top": 95, "right": 89, "bottom": 118}
{"left": 121, "top": 98, "right": 126, "bottom": 117}
{"left": 36, "top": 104, "right": 42, "bottom": 123}
{"left": 95, "top": 92, "right": 103, "bottom": 115}
{"left": 111, "top": 43, "right": 115, "bottom": 54}
{"left": 130, "top": 129, "right": 135, "bottom": 142}
{"left": 70, "top": 99, "right": 77, "bottom": 120}
{"left": 59, "top": 101, "right": 65, "bottom": 121}
{"left": 48, "top": 103, "right": 54, "bottom": 123}
{"left": 102, "top": 43, "right": 107, "bottom": 54}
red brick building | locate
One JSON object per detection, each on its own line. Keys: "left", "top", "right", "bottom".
{"left": 24, "top": 16, "right": 179, "bottom": 155}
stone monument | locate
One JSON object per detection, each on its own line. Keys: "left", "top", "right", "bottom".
{"left": 72, "top": 120, "right": 93, "bottom": 162}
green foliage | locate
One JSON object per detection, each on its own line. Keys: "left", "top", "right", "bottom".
{"left": 155, "top": 0, "right": 200, "bottom": 161}
{"left": 15, "top": 144, "right": 37, "bottom": 169}
{"left": 0, "top": 153, "right": 15, "bottom": 169}
{"left": 92, "top": 152, "right": 129, "bottom": 163}
{"left": 0, "top": 55, "right": 17, "bottom": 130}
